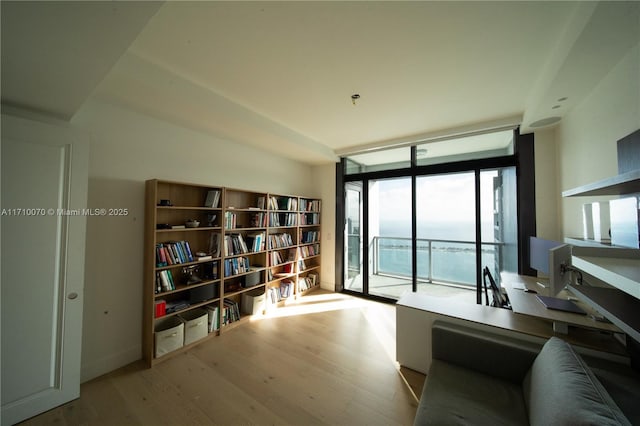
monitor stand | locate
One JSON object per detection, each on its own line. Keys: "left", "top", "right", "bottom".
{"left": 536, "top": 278, "right": 550, "bottom": 290}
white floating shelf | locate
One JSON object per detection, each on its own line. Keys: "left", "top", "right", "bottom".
{"left": 571, "top": 248, "right": 640, "bottom": 299}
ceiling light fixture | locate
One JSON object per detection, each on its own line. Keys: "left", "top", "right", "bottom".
{"left": 351, "top": 94, "right": 360, "bottom": 105}
{"left": 530, "top": 117, "right": 561, "bottom": 128}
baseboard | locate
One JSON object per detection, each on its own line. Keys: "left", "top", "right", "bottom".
{"left": 319, "top": 281, "right": 335, "bottom": 292}
{"left": 81, "top": 344, "right": 141, "bottom": 383}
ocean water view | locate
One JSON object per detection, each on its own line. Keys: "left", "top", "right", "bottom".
{"left": 374, "top": 220, "right": 498, "bottom": 286}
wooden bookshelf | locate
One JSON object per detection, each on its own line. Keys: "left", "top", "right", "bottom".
{"left": 144, "top": 180, "right": 321, "bottom": 366}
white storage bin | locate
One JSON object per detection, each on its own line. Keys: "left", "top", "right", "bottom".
{"left": 154, "top": 316, "right": 184, "bottom": 358}
{"left": 242, "top": 288, "right": 266, "bottom": 315}
{"left": 179, "top": 309, "right": 209, "bottom": 345}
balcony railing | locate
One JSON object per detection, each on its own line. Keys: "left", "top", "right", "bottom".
{"left": 370, "top": 236, "right": 502, "bottom": 287}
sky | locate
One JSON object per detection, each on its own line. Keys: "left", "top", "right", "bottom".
{"left": 346, "top": 169, "right": 508, "bottom": 242}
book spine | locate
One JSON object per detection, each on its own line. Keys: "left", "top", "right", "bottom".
{"left": 183, "top": 241, "right": 194, "bottom": 262}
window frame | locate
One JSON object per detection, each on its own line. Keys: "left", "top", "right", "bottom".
{"left": 335, "top": 127, "right": 535, "bottom": 303}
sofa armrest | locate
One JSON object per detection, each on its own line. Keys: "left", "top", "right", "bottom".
{"left": 432, "top": 321, "right": 542, "bottom": 383}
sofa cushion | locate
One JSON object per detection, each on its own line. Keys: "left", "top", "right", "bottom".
{"left": 415, "top": 359, "right": 529, "bottom": 426}
{"left": 523, "top": 337, "right": 630, "bottom": 426}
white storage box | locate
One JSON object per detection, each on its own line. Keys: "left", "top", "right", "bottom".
{"left": 179, "top": 309, "right": 209, "bottom": 345}
{"left": 241, "top": 288, "right": 266, "bottom": 315}
{"left": 154, "top": 316, "right": 184, "bottom": 358}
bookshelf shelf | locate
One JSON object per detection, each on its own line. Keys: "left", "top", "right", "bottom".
{"left": 154, "top": 278, "right": 221, "bottom": 297}
{"left": 161, "top": 298, "right": 222, "bottom": 320}
{"left": 144, "top": 180, "right": 321, "bottom": 367}
{"left": 157, "top": 206, "right": 222, "bottom": 211}
{"left": 560, "top": 158, "right": 640, "bottom": 348}
{"left": 562, "top": 169, "right": 640, "bottom": 197}
{"left": 156, "top": 226, "right": 222, "bottom": 233}
{"left": 224, "top": 284, "right": 267, "bottom": 299}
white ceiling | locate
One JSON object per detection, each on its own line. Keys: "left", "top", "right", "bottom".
{"left": 2, "top": 1, "right": 639, "bottom": 165}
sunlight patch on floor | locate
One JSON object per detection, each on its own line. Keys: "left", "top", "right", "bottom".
{"left": 250, "top": 291, "right": 368, "bottom": 321}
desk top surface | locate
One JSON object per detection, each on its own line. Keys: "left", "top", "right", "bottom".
{"left": 501, "top": 272, "right": 620, "bottom": 333}
{"left": 396, "top": 290, "right": 627, "bottom": 356}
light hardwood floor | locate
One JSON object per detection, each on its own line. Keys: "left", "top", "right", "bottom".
{"left": 20, "top": 291, "right": 419, "bottom": 425}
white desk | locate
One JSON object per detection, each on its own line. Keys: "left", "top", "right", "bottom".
{"left": 396, "top": 290, "right": 627, "bottom": 374}
{"left": 501, "top": 272, "right": 621, "bottom": 334}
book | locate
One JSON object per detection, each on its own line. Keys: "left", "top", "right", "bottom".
{"left": 154, "top": 300, "right": 166, "bottom": 318}
{"left": 158, "top": 270, "right": 172, "bottom": 292}
{"left": 204, "top": 189, "right": 220, "bottom": 208}
{"left": 204, "top": 304, "right": 220, "bottom": 332}
{"left": 209, "top": 233, "right": 221, "bottom": 257}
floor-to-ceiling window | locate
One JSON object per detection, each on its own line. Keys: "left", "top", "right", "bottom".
{"left": 339, "top": 128, "right": 529, "bottom": 302}
{"left": 368, "top": 177, "right": 413, "bottom": 299}
{"left": 416, "top": 172, "right": 476, "bottom": 290}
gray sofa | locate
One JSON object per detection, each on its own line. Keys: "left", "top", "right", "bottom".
{"left": 414, "top": 321, "right": 640, "bottom": 425}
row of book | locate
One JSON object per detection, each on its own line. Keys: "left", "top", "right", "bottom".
{"left": 203, "top": 299, "right": 240, "bottom": 330}
{"left": 269, "top": 247, "right": 297, "bottom": 266}
{"left": 270, "top": 250, "right": 285, "bottom": 266}
{"left": 299, "top": 244, "right": 320, "bottom": 258}
{"left": 297, "top": 258, "right": 307, "bottom": 272}
{"left": 224, "top": 211, "right": 237, "bottom": 230}
{"left": 299, "top": 272, "right": 319, "bottom": 291}
{"left": 267, "top": 196, "right": 298, "bottom": 211}
{"left": 204, "top": 189, "right": 221, "bottom": 208}
{"left": 223, "top": 298, "right": 241, "bottom": 325}
{"left": 204, "top": 304, "right": 220, "bottom": 332}
{"left": 300, "top": 213, "right": 320, "bottom": 225}
{"left": 267, "top": 279, "right": 294, "bottom": 303}
{"left": 223, "top": 233, "right": 267, "bottom": 256}
{"left": 156, "top": 269, "right": 176, "bottom": 292}
{"left": 268, "top": 233, "right": 295, "bottom": 249}
{"left": 224, "top": 256, "right": 251, "bottom": 277}
{"left": 251, "top": 212, "right": 268, "bottom": 227}
{"left": 156, "top": 241, "right": 194, "bottom": 266}
{"left": 269, "top": 212, "right": 297, "bottom": 227}
{"left": 209, "top": 193, "right": 318, "bottom": 213}
{"left": 246, "top": 232, "right": 265, "bottom": 252}
{"left": 300, "top": 199, "right": 321, "bottom": 212}
{"left": 222, "top": 210, "right": 316, "bottom": 228}
{"left": 224, "top": 233, "right": 248, "bottom": 256}
{"left": 300, "top": 230, "right": 320, "bottom": 244}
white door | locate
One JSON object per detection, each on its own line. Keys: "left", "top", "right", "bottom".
{"left": 1, "top": 114, "right": 88, "bottom": 425}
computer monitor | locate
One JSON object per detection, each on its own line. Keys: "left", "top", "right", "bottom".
{"left": 529, "top": 236, "right": 562, "bottom": 275}
{"left": 548, "top": 243, "right": 572, "bottom": 296}
{"left": 529, "top": 237, "right": 572, "bottom": 295}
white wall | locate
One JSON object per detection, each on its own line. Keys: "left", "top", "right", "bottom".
{"left": 72, "top": 99, "right": 316, "bottom": 382}
{"left": 311, "top": 163, "right": 337, "bottom": 291}
{"left": 555, "top": 42, "right": 639, "bottom": 238}
{"left": 533, "top": 127, "right": 560, "bottom": 240}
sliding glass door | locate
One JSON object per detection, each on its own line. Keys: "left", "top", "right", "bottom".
{"left": 416, "top": 172, "right": 476, "bottom": 290}
{"left": 368, "top": 177, "right": 413, "bottom": 298}
{"left": 342, "top": 167, "right": 518, "bottom": 302}
{"left": 344, "top": 182, "right": 363, "bottom": 292}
